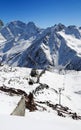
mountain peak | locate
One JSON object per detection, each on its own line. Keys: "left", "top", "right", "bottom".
{"left": 26, "top": 21, "right": 40, "bottom": 35}
{"left": 54, "top": 23, "right": 66, "bottom": 31}
{"left": 26, "top": 21, "right": 38, "bottom": 30}
{"left": 27, "top": 21, "right": 36, "bottom": 27}
{"left": 7, "top": 20, "right": 26, "bottom": 28}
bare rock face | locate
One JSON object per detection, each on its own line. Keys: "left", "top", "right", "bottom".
{"left": 0, "top": 20, "right": 4, "bottom": 29}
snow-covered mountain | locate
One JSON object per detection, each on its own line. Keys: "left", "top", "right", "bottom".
{"left": 0, "top": 21, "right": 81, "bottom": 70}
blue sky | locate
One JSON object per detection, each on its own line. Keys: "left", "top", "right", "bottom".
{"left": 0, "top": 0, "right": 81, "bottom": 28}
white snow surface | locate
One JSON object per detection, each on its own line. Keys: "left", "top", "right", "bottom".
{"left": 0, "top": 65, "right": 81, "bottom": 129}
{"left": 0, "top": 65, "right": 81, "bottom": 113}
{"left": 0, "top": 112, "right": 81, "bottom": 130}
{"left": 0, "top": 33, "right": 6, "bottom": 43}
{"left": 58, "top": 31, "right": 81, "bottom": 56}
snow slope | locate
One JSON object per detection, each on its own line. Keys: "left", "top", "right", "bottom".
{"left": 0, "top": 113, "right": 81, "bottom": 130}
{"left": 0, "top": 65, "right": 81, "bottom": 117}
{"left": 58, "top": 31, "right": 81, "bottom": 56}
{"left": 0, "top": 22, "right": 81, "bottom": 70}
{"left": 0, "top": 93, "right": 21, "bottom": 115}
{"left": 0, "top": 65, "right": 81, "bottom": 129}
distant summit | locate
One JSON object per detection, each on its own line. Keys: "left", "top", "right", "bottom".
{"left": 54, "top": 23, "right": 66, "bottom": 31}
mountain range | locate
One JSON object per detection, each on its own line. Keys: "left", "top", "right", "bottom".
{"left": 0, "top": 21, "right": 81, "bottom": 70}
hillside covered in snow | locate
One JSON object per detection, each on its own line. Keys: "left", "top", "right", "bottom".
{"left": 0, "top": 65, "right": 81, "bottom": 129}
{"left": 0, "top": 65, "right": 81, "bottom": 118}
{"left": 0, "top": 21, "right": 81, "bottom": 70}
